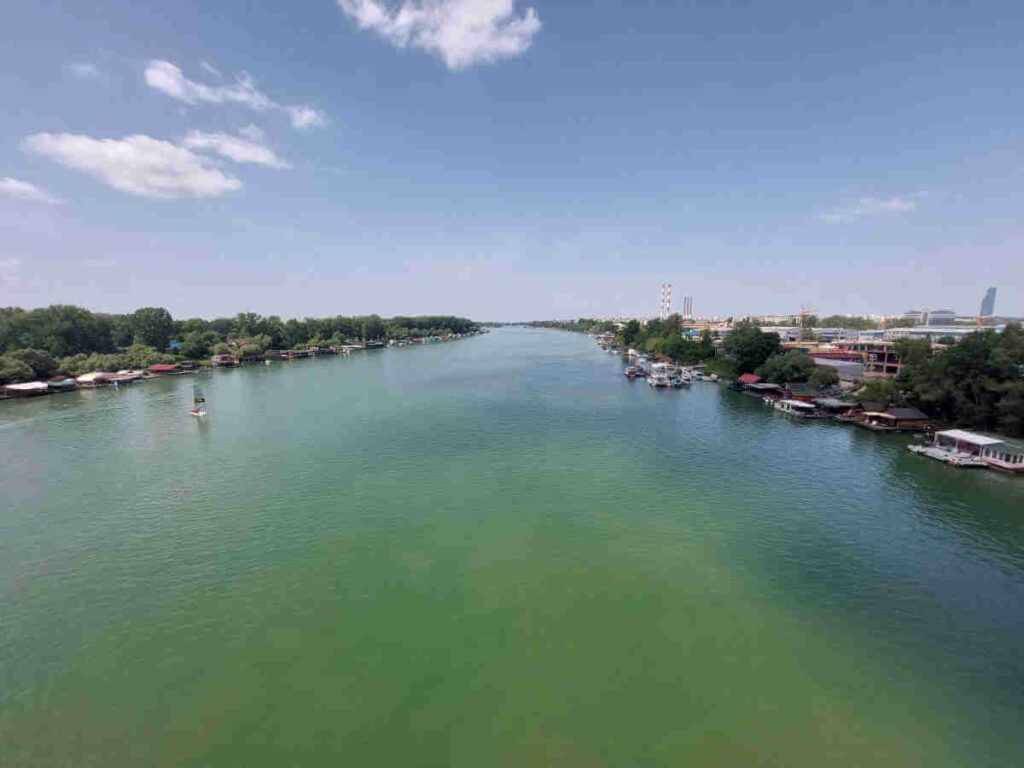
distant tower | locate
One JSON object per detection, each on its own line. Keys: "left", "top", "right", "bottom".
{"left": 981, "top": 287, "right": 997, "bottom": 318}
{"left": 666, "top": 284, "right": 672, "bottom": 316}
{"left": 659, "top": 284, "right": 666, "bottom": 319}
{"left": 682, "top": 296, "right": 694, "bottom": 318}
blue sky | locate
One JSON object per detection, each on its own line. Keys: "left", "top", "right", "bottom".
{"left": 1, "top": 0, "right": 1022, "bottom": 321}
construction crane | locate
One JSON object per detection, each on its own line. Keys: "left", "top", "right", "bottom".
{"left": 797, "top": 306, "right": 819, "bottom": 326}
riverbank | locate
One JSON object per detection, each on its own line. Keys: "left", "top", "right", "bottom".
{"left": 600, "top": 335, "right": 1024, "bottom": 478}
{"left": 0, "top": 329, "right": 487, "bottom": 401}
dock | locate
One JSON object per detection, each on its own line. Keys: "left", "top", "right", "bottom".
{"left": 908, "top": 444, "right": 987, "bottom": 468}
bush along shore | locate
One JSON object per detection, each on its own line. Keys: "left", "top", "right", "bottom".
{"left": 0, "top": 306, "right": 483, "bottom": 398}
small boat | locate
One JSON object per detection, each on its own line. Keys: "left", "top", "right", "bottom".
{"left": 773, "top": 399, "right": 822, "bottom": 418}
{"left": 190, "top": 385, "right": 207, "bottom": 417}
{"left": 672, "top": 376, "right": 691, "bottom": 388}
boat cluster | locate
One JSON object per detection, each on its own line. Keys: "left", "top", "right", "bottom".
{"left": 623, "top": 355, "right": 719, "bottom": 389}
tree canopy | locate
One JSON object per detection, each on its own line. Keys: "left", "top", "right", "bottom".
{"left": 0, "top": 304, "right": 480, "bottom": 383}
{"left": 756, "top": 349, "right": 816, "bottom": 383}
{"left": 895, "top": 324, "right": 1024, "bottom": 435}
{"left": 723, "top": 321, "right": 781, "bottom": 375}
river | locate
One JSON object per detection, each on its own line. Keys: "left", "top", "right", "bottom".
{"left": 2, "top": 327, "right": 1022, "bottom": 766}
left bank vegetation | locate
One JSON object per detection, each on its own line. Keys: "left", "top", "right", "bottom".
{"left": 0, "top": 305, "right": 479, "bottom": 384}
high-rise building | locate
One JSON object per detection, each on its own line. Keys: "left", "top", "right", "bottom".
{"left": 981, "top": 287, "right": 997, "bottom": 317}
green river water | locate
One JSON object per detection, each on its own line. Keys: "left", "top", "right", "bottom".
{"left": 2, "top": 327, "right": 1023, "bottom": 766}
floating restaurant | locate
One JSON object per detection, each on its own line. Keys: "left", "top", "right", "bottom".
{"left": 919, "top": 430, "right": 1024, "bottom": 473}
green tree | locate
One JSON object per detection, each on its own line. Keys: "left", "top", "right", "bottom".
{"left": 122, "top": 343, "right": 172, "bottom": 368}
{"left": 620, "top": 320, "right": 641, "bottom": 347}
{"left": 857, "top": 378, "right": 896, "bottom": 404}
{"left": 723, "top": 321, "right": 781, "bottom": 374}
{"left": 809, "top": 365, "right": 840, "bottom": 389}
{"left": 131, "top": 307, "right": 174, "bottom": 351}
{"left": 179, "top": 331, "right": 221, "bottom": 359}
{"left": 698, "top": 328, "right": 715, "bottom": 359}
{"left": 756, "top": 349, "right": 816, "bottom": 383}
{"left": 212, "top": 342, "right": 230, "bottom": 356}
{"left": 0, "top": 355, "right": 35, "bottom": 384}
{"left": 231, "top": 312, "right": 264, "bottom": 338}
{"left": 819, "top": 315, "right": 878, "bottom": 331}
{"left": 360, "top": 315, "right": 385, "bottom": 340}
{"left": 7, "top": 348, "right": 59, "bottom": 379}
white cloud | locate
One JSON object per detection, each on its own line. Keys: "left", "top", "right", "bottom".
{"left": 238, "top": 123, "right": 266, "bottom": 142}
{"left": 22, "top": 133, "right": 242, "bottom": 199}
{"left": 337, "top": 0, "right": 541, "bottom": 69}
{"left": 199, "top": 60, "right": 223, "bottom": 79}
{"left": 181, "top": 130, "right": 290, "bottom": 168}
{"left": 818, "top": 195, "right": 921, "bottom": 223}
{"left": 68, "top": 62, "right": 103, "bottom": 80}
{"left": 287, "top": 105, "right": 328, "bottom": 130}
{"left": 0, "top": 258, "right": 21, "bottom": 268}
{"left": 144, "top": 60, "right": 327, "bottom": 129}
{"left": 144, "top": 60, "right": 273, "bottom": 110}
{"left": 0, "top": 177, "right": 64, "bottom": 204}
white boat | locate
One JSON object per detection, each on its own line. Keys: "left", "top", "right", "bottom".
{"left": 648, "top": 363, "right": 674, "bottom": 388}
{"left": 773, "top": 399, "right": 821, "bottom": 418}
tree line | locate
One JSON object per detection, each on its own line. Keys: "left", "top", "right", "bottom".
{"left": 758, "top": 315, "right": 918, "bottom": 330}
{"left": 525, "top": 318, "right": 618, "bottom": 333}
{"left": 0, "top": 305, "right": 478, "bottom": 383}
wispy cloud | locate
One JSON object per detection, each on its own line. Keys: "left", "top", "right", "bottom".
{"left": 67, "top": 62, "right": 103, "bottom": 81}
{"left": 238, "top": 124, "right": 266, "bottom": 142}
{"left": 818, "top": 195, "right": 922, "bottom": 224}
{"left": 0, "top": 177, "right": 64, "bottom": 204}
{"left": 199, "top": 60, "right": 223, "bottom": 79}
{"left": 144, "top": 60, "right": 327, "bottom": 129}
{"left": 181, "top": 130, "right": 290, "bottom": 168}
{"left": 337, "top": 0, "right": 541, "bottom": 70}
{"left": 287, "top": 105, "right": 328, "bottom": 130}
{"left": 22, "top": 133, "right": 242, "bottom": 199}
{"left": 145, "top": 60, "right": 273, "bottom": 110}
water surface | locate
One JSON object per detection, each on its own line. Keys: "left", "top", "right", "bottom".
{"left": 2, "top": 328, "right": 1023, "bottom": 766}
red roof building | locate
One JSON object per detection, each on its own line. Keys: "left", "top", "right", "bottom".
{"left": 147, "top": 363, "right": 181, "bottom": 374}
{"left": 738, "top": 373, "right": 762, "bottom": 385}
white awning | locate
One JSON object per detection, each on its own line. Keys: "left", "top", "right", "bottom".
{"left": 935, "top": 430, "right": 1003, "bottom": 446}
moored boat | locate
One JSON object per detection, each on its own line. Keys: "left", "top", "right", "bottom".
{"left": 773, "top": 399, "right": 822, "bottom": 418}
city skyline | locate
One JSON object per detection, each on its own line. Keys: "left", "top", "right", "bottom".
{"left": 2, "top": 2, "right": 1023, "bottom": 320}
